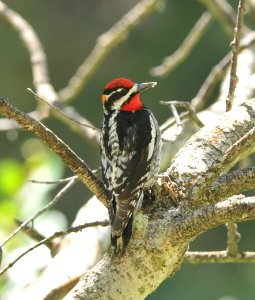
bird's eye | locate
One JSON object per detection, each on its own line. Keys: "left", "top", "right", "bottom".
{"left": 116, "top": 88, "right": 128, "bottom": 95}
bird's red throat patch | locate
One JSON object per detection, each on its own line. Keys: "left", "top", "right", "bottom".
{"left": 121, "top": 94, "right": 142, "bottom": 112}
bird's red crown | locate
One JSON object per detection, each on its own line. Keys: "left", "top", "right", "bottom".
{"left": 102, "top": 77, "right": 156, "bottom": 112}
{"left": 104, "top": 78, "right": 134, "bottom": 90}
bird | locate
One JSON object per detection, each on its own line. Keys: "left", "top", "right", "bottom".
{"left": 100, "top": 77, "right": 161, "bottom": 255}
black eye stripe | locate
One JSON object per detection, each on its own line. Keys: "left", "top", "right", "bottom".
{"left": 110, "top": 92, "right": 136, "bottom": 108}
{"left": 103, "top": 88, "right": 114, "bottom": 95}
{"left": 103, "top": 87, "right": 129, "bottom": 95}
{"left": 108, "top": 89, "right": 129, "bottom": 102}
{"left": 109, "top": 91, "right": 123, "bottom": 102}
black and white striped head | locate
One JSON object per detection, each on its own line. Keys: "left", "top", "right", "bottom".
{"left": 102, "top": 78, "right": 157, "bottom": 112}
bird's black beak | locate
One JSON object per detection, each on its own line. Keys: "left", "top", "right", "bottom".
{"left": 135, "top": 82, "right": 157, "bottom": 93}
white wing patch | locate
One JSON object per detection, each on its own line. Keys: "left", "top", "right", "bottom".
{"left": 147, "top": 115, "right": 156, "bottom": 161}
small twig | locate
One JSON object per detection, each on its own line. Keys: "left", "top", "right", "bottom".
{"left": 28, "top": 88, "right": 99, "bottom": 131}
{"left": 191, "top": 53, "right": 231, "bottom": 111}
{"left": 160, "top": 100, "right": 204, "bottom": 140}
{"left": 199, "top": 0, "right": 237, "bottom": 37}
{"left": 185, "top": 250, "right": 255, "bottom": 264}
{"left": 51, "top": 105, "right": 100, "bottom": 145}
{"left": 191, "top": 31, "right": 255, "bottom": 112}
{"left": 29, "top": 175, "right": 78, "bottom": 184}
{"left": 160, "top": 101, "right": 183, "bottom": 142}
{"left": 226, "top": 0, "right": 246, "bottom": 112}
{"left": 0, "top": 1, "right": 100, "bottom": 144}
{"left": 164, "top": 103, "right": 183, "bottom": 142}
{"left": 29, "top": 169, "right": 101, "bottom": 184}
{"left": 0, "top": 177, "right": 78, "bottom": 248}
{"left": 168, "top": 101, "right": 204, "bottom": 127}
{"left": 0, "top": 220, "right": 110, "bottom": 277}
{"left": 0, "top": 102, "right": 100, "bottom": 145}
{"left": 14, "top": 219, "right": 59, "bottom": 255}
{"left": 58, "top": 0, "right": 161, "bottom": 102}
{"left": 0, "top": 98, "right": 108, "bottom": 206}
{"left": 0, "top": 1, "right": 56, "bottom": 102}
{"left": 150, "top": 12, "right": 212, "bottom": 77}
{"left": 226, "top": 221, "right": 241, "bottom": 256}
{"left": 160, "top": 111, "right": 189, "bottom": 135}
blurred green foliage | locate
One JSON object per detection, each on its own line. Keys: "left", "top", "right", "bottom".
{"left": 0, "top": 139, "right": 65, "bottom": 297}
{"left": 0, "top": 159, "right": 25, "bottom": 240}
{"left": 0, "top": 0, "right": 255, "bottom": 299}
{"left": 0, "top": 159, "right": 25, "bottom": 196}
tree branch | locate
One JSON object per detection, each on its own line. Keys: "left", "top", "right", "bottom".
{"left": 0, "top": 1, "right": 100, "bottom": 144}
{"left": 29, "top": 175, "right": 78, "bottom": 185}
{"left": 14, "top": 219, "right": 59, "bottom": 255}
{"left": 64, "top": 196, "right": 255, "bottom": 299}
{"left": 18, "top": 196, "right": 110, "bottom": 299}
{"left": 226, "top": 0, "right": 246, "bottom": 111}
{"left": 0, "top": 98, "right": 108, "bottom": 205}
{"left": 199, "top": 0, "right": 236, "bottom": 37}
{"left": 226, "top": 221, "right": 241, "bottom": 256}
{"left": 205, "top": 167, "right": 255, "bottom": 203}
{"left": 0, "top": 176, "right": 78, "bottom": 249}
{"left": 166, "top": 99, "right": 255, "bottom": 207}
{"left": 213, "top": 0, "right": 245, "bottom": 256}
{"left": 58, "top": 0, "right": 161, "bottom": 102}
{"left": 191, "top": 53, "right": 231, "bottom": 111}
{"left": 191, "top": 31, "right": 255, "bottom": 111}
{"left": 185, "top": 251, "right": 255, "bottom": 264}
{"left": 0, "top": 220, "right": 109, "bottom": 276}
{"left": 0, "top": 1, "right": 55, "bottom": 101}
{"left": 150, "top": 12, "right": 212, "bottom": 77}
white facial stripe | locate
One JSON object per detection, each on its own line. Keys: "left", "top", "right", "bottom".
{"left": 112, "top": 84, "right": 137, "bottom": 110}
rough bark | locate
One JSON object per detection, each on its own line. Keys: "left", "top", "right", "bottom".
{"left": 62, "top": 99, "right": 255, "bottom": 299}
{"left": 64, "top": 196, "right": 255, "bottom": 300}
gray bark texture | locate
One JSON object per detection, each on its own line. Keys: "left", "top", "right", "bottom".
{"left": 63, "top": 100, "right": 255, "bottom": 300}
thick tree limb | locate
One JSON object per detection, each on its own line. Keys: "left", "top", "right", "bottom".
{"left": 205, "top": 167, "right": 255, "bottom": 203}
{"left": 64, "top": 196, "right": 255, "bottom": 300}
{"left": 167, "top": 99, "right": 255, "bottom": 207}
{"left": 160, "top": 32, "right": 255, "bottom": 172}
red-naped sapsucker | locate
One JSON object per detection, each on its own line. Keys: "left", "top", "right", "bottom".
{"left": 100, "top": 78, "right": 161, "bottom": 254}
